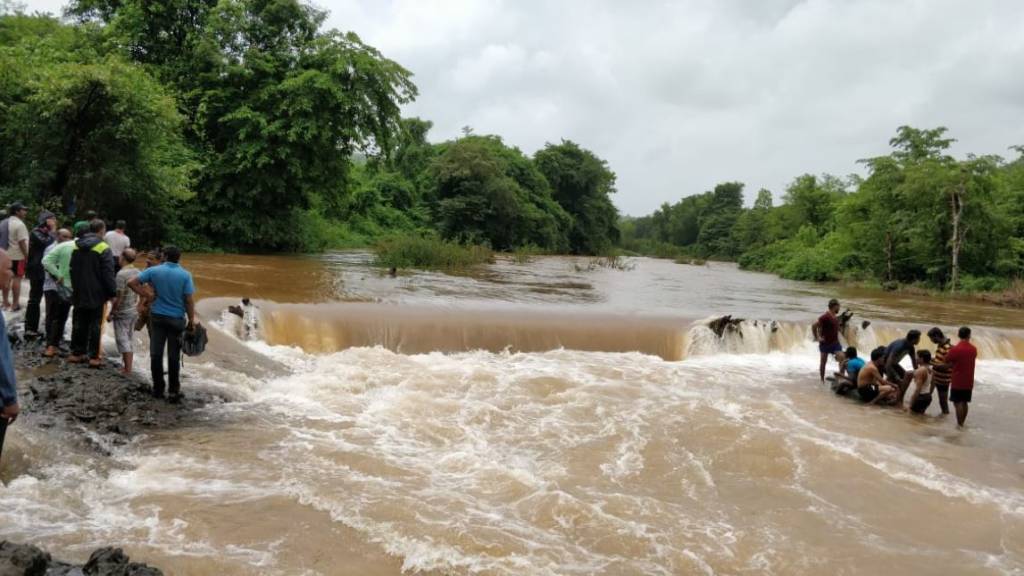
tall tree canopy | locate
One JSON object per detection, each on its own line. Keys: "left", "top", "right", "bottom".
{"left": 534, "top": 140, "right": 619, "bottom": 254}
{"left": 428, "top": 135, "right": 570, "bottom": 251}
{"left": 2, "top": 3, "right": 624, "bottom": 255}
{"left": 66, "top": 0, "right": 416, "bottom": 250}
{"left": 0, "top": 13, "right": 190, "bottom": 245}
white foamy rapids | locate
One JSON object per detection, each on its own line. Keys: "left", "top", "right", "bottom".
{"left": 0, "top": 449, "right": 281, "bottom": 567}
{"left": 218, "top": 342, "right": 1024, "bottom": 574}
{"left": 7, "top": 326, "right": 1024, "bottom": 574}
{"left": 684, "top": 318, "right": 811, "bottom": 356}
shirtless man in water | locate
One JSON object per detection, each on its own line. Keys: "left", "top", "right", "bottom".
{"left": 907, "top": 350, "right": 934, "bottom": 415}
{"left": 857, "top": 347, "right": 899, "bottom": 406}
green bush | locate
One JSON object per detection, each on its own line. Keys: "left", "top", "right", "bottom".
{"left": 511, "top": 243, "right": 543, "bottom": 264}
{"left": 374, "top": 233, "right": 494, "bottom": 270}
{"left": 738, "top": 241, "right": 790, "bottom": 271}
{"left": 777, "top": 247, "right": 838, "bottom": 281}
{"left": 958, "top": 275, "right": 1010, "bottom": 292}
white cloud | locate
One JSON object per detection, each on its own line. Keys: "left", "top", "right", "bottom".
{"left": 21, "top": 0, "right": 1024, "bottom": 214}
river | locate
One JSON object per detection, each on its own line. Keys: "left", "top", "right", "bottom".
{"left": 2, "top": 253, "right": 1023, "bottom": 575}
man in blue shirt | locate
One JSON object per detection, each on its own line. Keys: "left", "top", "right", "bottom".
{"left": 128, "top": 246, "right": 197, "bottom": 403}
{"left": 1, "top": 249, "right": 21, "bottom": 427}
{"left": 884, "top": 330, "right": 921, "bottom": 406}
{"left": 831, "top": 346, "right": 864, "bottom": 396}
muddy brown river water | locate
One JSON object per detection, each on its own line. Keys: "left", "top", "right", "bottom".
{"left": 2, "top": 252, "right": 1023, "bottom": 575}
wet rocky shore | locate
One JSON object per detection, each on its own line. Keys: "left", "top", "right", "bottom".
{"left": 0, "top": 541, "right": 162, "bottom": 576}
{"left": 10, "top": 336, "right": 223, "bottom": 452}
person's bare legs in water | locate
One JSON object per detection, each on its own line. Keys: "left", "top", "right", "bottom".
{"left": 813, "top": 299, "right": 842, "bottom": 383}
{"left": 954, "top": 401, "right": 969, "bottom": 427}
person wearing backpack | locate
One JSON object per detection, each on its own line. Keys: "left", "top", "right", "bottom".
{"left": 128, "top": 245, "right": 197, "bottom": 404}
{"left": 68, "top": 219, "right": 117, "bottom": 368}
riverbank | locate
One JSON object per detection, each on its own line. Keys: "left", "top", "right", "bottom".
{"left": 10, "top": 335, "right": 223, "bottom": 454}
{"left": 633, "top": 252, "right": 1024, "bottom": 309}
{"left": 827, "top": 278, "right": 1024, "bottom": 309}
{"left": 0, "top": 541, "right": 163, "bottom": 575}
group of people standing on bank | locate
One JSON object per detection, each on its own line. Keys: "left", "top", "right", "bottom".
{"left": 1, "top": 203, "right": 199, "bottom": 429}
{"left": 814, "top": 298, "right": 978, "bottom": 427}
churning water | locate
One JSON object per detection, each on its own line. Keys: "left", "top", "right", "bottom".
{"left": 2, "top": 254, "right": 1023, "bottom": 575}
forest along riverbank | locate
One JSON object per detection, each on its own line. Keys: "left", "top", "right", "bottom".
{"left": 2, "top": 254, "right": 1024, "bottom": 576}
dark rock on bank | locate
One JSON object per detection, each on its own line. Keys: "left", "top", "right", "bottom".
{"left": 0, "top": 541, "right": 162, "bottom": 576}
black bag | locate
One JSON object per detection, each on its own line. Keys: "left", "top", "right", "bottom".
{"left": 54, "top": 282, "right": 72, "bottom": 304}
{"left": 181, "top": 323, "right": 208, "bottom": 357}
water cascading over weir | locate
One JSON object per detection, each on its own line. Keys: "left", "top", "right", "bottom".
{"left": 210, "top": 299, "right": 1024, "bottom": 361}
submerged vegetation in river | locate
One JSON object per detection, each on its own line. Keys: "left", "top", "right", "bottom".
{"left": 374, "top": 234, "right": 494, "bottom": 271}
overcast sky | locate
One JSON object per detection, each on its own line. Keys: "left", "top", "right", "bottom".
{"left": 19, "top": 0, "right": 1024, "bottom": 215}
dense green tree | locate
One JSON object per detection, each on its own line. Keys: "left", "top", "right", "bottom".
{"left": 696, "top": 182, "right": 744, "bottom": 258}
{"left": 0, "top": 16, "right": 191, "bottom": 245}
{"left": 534, "top": 140, "right": 619, "bottom": 254}
{"left": 388, "top": 117, "right": 436, "bottom": 181}
{"left": 782, "top": 174, "right": 839, "bottom": 235}
{"left": 428, "top": 135, "right": 570, "bottom": 251}
{"left": 732, "top": 188, "right": 773, "bottom": 252}
{"left": 996, "top": 147, "right": 1024, "bottom": 277}
{"left": 67, "top": 0, "right": 416, "bottom": 250}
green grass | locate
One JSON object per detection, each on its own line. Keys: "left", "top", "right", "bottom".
{"left": 509, "top": 244, "right": 544, "bottom": 264}
{"left": 374, "top": 234, "right": 494, "bottom": 270}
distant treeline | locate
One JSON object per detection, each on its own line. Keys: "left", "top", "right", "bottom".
{"left": 622, "top": 127, "right": 1024, "bottom": 292}
{"left": 0, "top": 1, "right": 619, "bottom": 254}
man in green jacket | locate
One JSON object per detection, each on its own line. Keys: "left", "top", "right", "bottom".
{"left": 42, "top": 229, "right": 76, "bottom": 357}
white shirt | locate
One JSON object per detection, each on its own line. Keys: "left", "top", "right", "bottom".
{"left": 104, "top": 230, "right": 131, "bottom": 258}
{"left": 6, "top": 216, "right": 28, "bottom": 260}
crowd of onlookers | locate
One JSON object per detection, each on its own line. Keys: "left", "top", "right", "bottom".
{"left": 1, "top": 202, "right": 199, "bottom": 431}
{"left": 814, "top": 299, "right": 978, "bottom": 427}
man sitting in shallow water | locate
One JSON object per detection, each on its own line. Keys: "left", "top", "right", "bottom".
{"left": 831, "top": 346, "right": 864, "bottom": 396}
{"left": 857, "top": 347, "right": 899, "bottom": 406}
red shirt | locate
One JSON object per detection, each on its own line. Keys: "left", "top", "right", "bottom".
{"left": 946, "top": 340, "right": 977, "bottom": 391}
{"left": 818, "top": 312, "right": 839, "bottom": 345}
